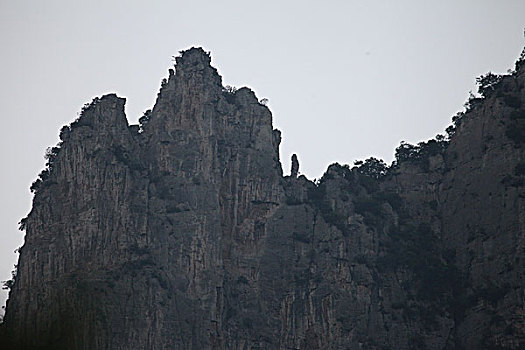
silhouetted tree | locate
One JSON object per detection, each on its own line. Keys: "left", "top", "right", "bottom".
{"left": 476, "top": 72, "right": 501, "bottom": 98}
{"left": 354, "top": 157, "right": 388, "bottom": 179}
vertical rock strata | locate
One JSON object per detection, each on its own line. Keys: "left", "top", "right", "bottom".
{"left": 1, "top": 48, "right": 524, "bottom": 349}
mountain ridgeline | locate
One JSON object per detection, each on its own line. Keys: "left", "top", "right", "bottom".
{"left": 1, "top": 47, "right": 524, "bottom": 349}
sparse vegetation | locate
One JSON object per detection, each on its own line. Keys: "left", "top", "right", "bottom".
{"left": 2, "top": 265, "right": 18, "bottom": 291}
{"left": 68, "top": 97, "right": 100, "bottom": 130}
{"left": 30, "top": 97, "right": 110, "bottom": 193}
{"left": 30, "top": 144, "right": 62, "bottom": 193}
{"left": 476, "top": 72, "right": 502, "bottom": 98}
{"left": 139, "top": 109, "right": 152, "bottom": 132}
{"left": 514, "top": 46, "right": 525, "bottom": 72}
{"left": 307, "top": 173, "right": 350, "bottom": 235}
{"left": 18, "top": 217, "right": 27, "bottom": 231}
{"left": 378, "top": 222, "right": 464, "bottom": 310}
{"left": 353, "top": 157, "right": 388, "bottom": 179}
{"left": 353, "top": 195, "right": 385, "bottom": 226}
{"left": 222, "top": 85, "right": 237, "bottom": 104}
{"left": 393, "top": 136, "right": 448, "bottom": 170}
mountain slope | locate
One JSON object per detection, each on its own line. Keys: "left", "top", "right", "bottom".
{"left": 1, "top": 47, "right": 524, "bottom": 349}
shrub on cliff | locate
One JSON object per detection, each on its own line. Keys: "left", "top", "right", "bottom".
{"left": 353, "top": 157, "right": 388, "bottom": 179}
{"left": 514, "top": 46, "right": 525, "bottom": 72}
{"left": 2, "top": 265, "right": 17, "bottom": 291}
{"left": 139, "top": 109, "right": 151, "bottom": 132}
{"left": 222, "top": 85, "right": 238, "bottom": 104}
{"left": 378, "top": 224, "right": 463, "bottom": 304}
{"left": 30, "top": 144, "right": 62, "bottom": 193}
{"left": 476, "top": 72, "right": 502, "bottom": 98}
{"left": 393, "top": 136, "right": 448, "bottom": 170}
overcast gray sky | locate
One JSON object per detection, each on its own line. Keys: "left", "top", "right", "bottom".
{"left": 1, "top": 0, "right": 524, "bottom": 311}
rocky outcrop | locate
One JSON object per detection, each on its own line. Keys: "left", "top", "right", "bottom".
{"left": 1, "top": 47, "right": 523, "bottom": 349}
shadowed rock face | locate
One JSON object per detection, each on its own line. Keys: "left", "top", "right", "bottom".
{"left": 1, "top": 47, "right": 524, "bottom": 349}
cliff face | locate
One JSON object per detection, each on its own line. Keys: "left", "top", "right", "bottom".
{"left": 1, "top": 48, "right": 524, "bottom": 349}
{"left": 383, "top": 70, "right": 525, "bottom": 349}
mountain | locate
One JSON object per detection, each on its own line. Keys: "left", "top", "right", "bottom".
{"left": 1, "top": 47, "right": 524, "bottom": 349}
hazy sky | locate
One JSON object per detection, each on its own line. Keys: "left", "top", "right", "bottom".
{"left": 1, "top": 0, "right": 524, "bottom": 311}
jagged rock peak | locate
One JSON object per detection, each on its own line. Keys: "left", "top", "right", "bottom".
{"left": 68, "top": 93, "right": 128, "bottom": 132}
{"left": 291, "top": 154, "right": 299, "bottom": 178}
{"left": 170, "top": 47, "right": 222, "bottom": 86}
{"left": 150, "top": 47, "right": 223, "bottom": 113}
{"left": 174, "top": 47, "right": 211, "bottom": 69}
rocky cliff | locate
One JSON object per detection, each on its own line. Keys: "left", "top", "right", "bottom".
{"left": 1, "top": 47, "right": 524, "bottom": 349}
